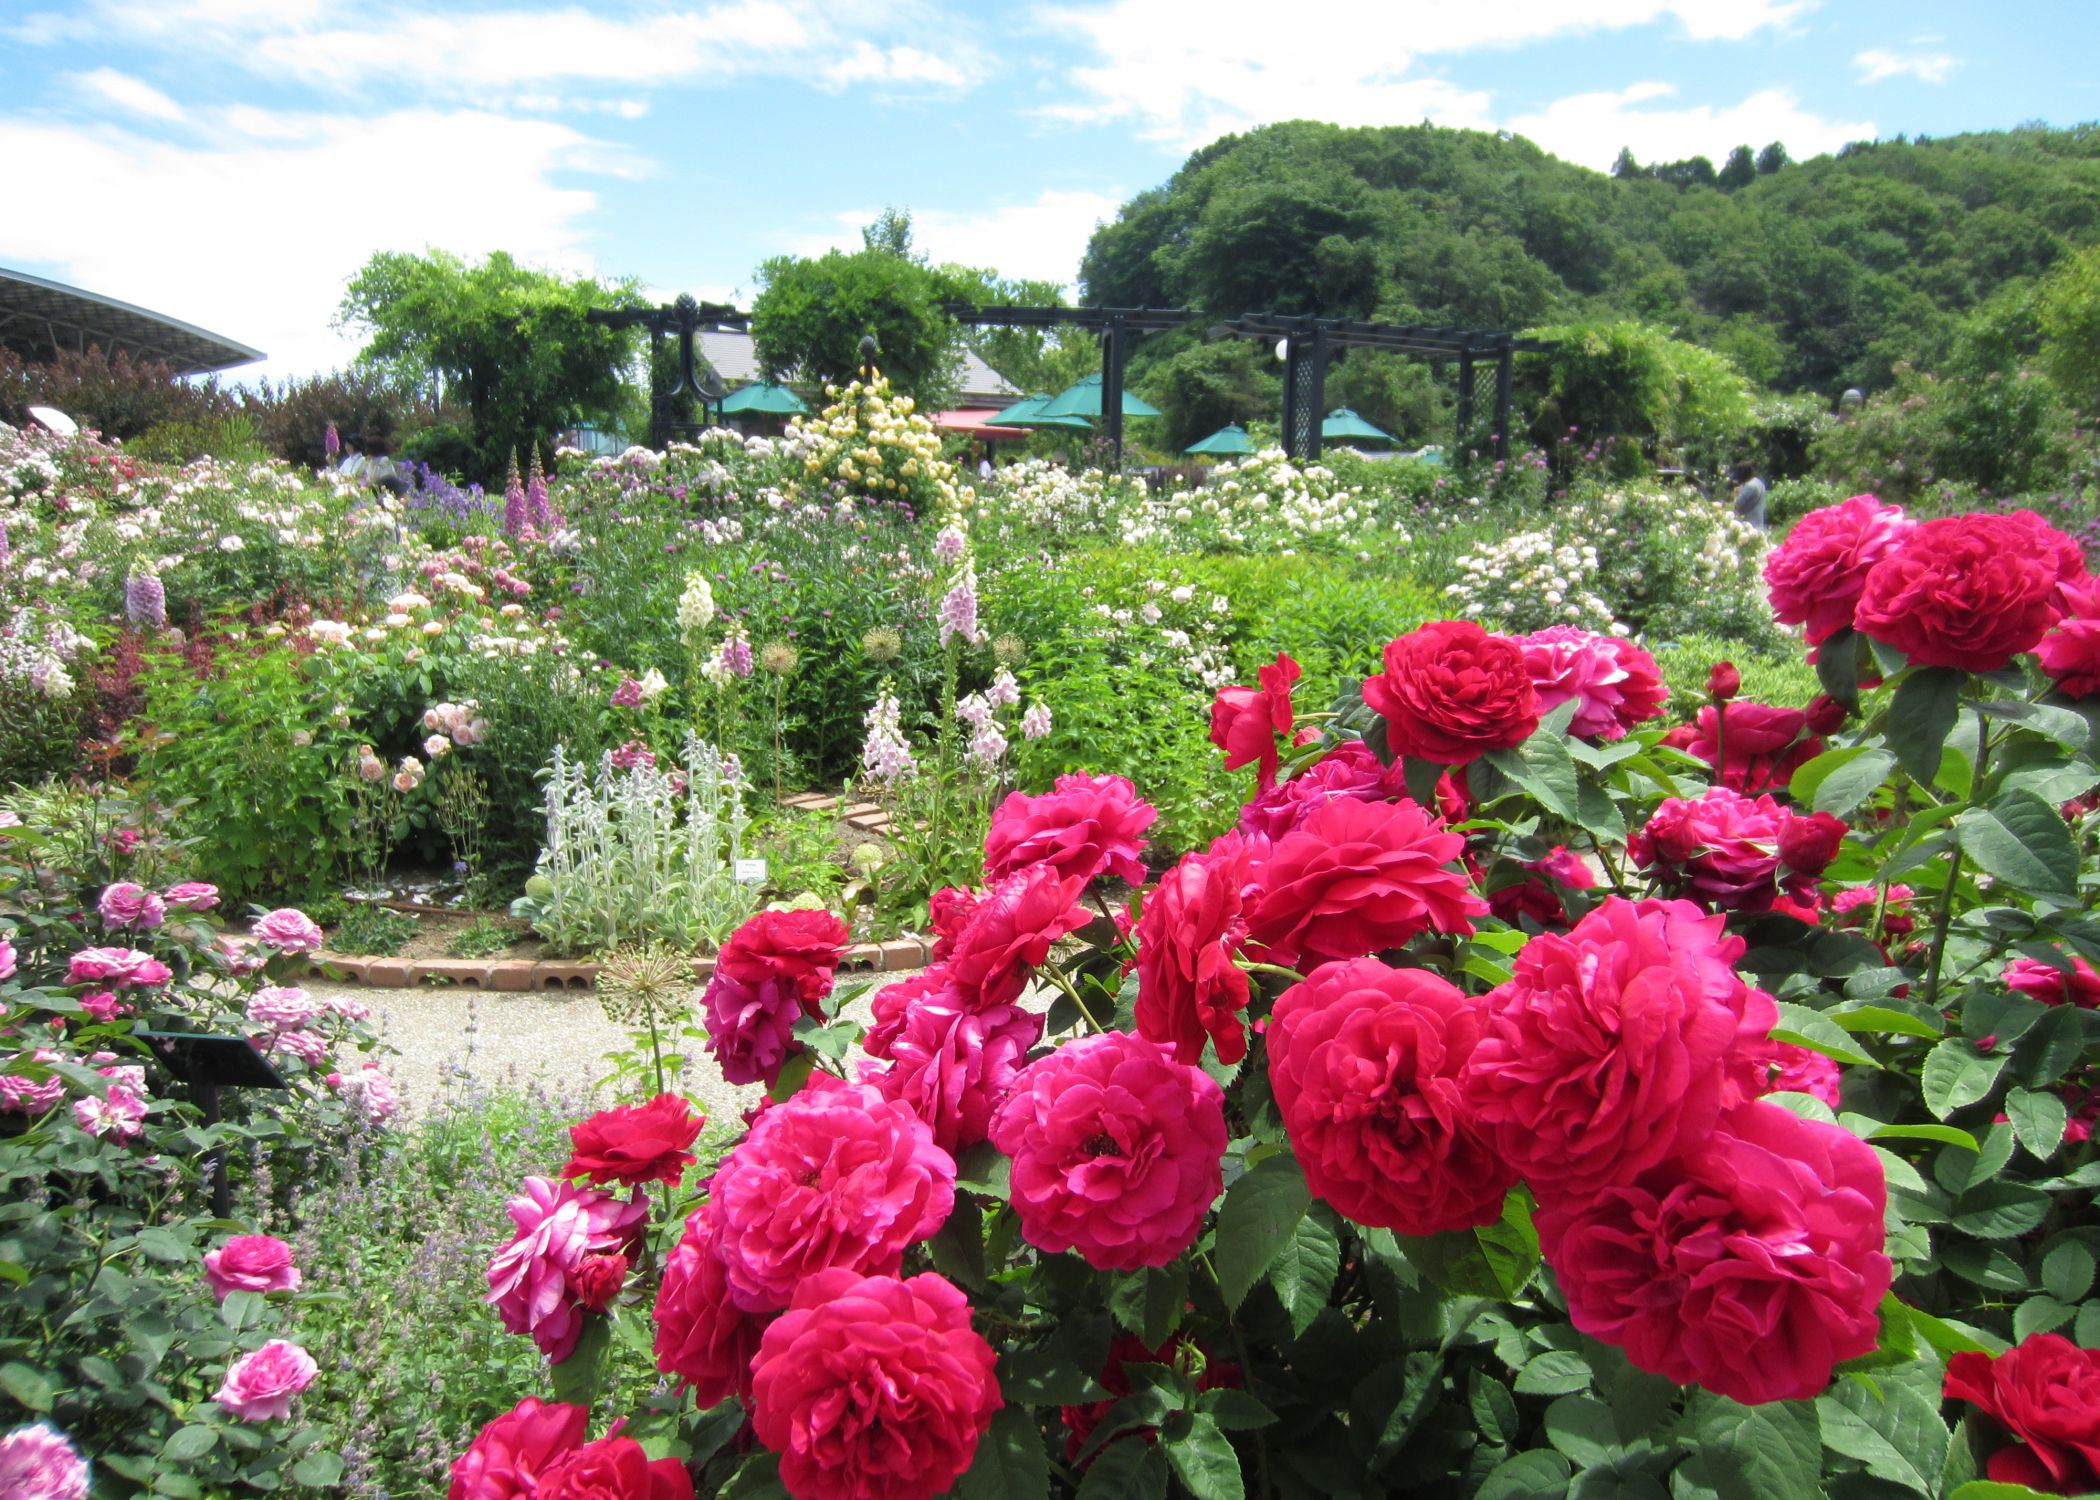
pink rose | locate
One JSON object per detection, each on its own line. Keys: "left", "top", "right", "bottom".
{"left": 65, "top": 947, "right": 172, "bottom": 989}
{"left": 1487, "top": 846, "right": 1598, "bottom": 928}
{"left": 1536, "top": 1101, "right": 1890, "bottom": 1404}
{"left": 982, "top": 772, "right": 1157, "bottom": 887}
{"left": 204, "top": 1234, "right": 301, "bottom": 1300}
{"left": 863, "top": 968, "right": 953, "bottom": 1061}
{"left": 872, "top": 995, "right": 1040, "bottom": 1156}
{"left": 750, "top": 1270, "right": 1000, "bottom": 1500}
{"left": 2037, "top": 577, "right": 2100, "bottom": 699}
{"left": 1519, "top": 626, "right": 1667, "bottom": 740}
{"left": 1268, "top": 958, "right": 1515, "bottom": 1235}
{"left": 703, "top": 908, "right": 853, "bottom": 1087}
{"left": 1853, "top": 510, "right": 2084, "bottom": 673}
{"left": 0, "top": 940, "right": 14, "bottom": 982}
{"left": 926, "top": 886, "right": 981, "bottom": 963}
{"left": 213, "top": 1339, "right": 318, "bottom": 1422}
{"left": 162, "top": 881, "right": 221, "bottom": 912}
{"left": 653, "top": 1202, "right": 766, "bottom": 1409}
{"left": 448, "top": 1398, "right": 589, "bottom": 1500}
{"left": 1763, "top": 494, "right": 1914, "bottom": 645}
{"left": 1136, "top": 831, "right": 1259, "bottom": 1066}
{"left": 78, "top": 991, "right": 126, "bottom": 1023}
{"left": 0, "top": 1423, "right": 90, "bottom": 1500}
{"left": 1765, "top": 1042, "right": 1843, "bottom": 1107}
{"left": 485, "top": 1177, "right": 647, "bottom": 1362}
{"left": 1464, "top": 897, "right": 1778, "bottom": 1205}
{"left": 247, "top": 986, "right": 324, "bottom": 1030}
{"left": 536, "top": 1432, "right": 691, "bottom": 1500}
{"left": 251, "top": 908, "right": 324, "bottom": 954}
{"left": 0, "top": 1050, "right": 64, "bottom": 1115}
{"left": 1236, "top": 739, "right": 1411, "bottom": 842}
{"left": 1678, "top": 702, "right": 1821, "bottom": 793}
{"left": 943, "top": 865, "right": 1090, "bottom": 1011}
{"left": 2004, "top": 954, "right": 2100, "bottom": 1009}
{"left": 1630, "top": 787, "right": 1845, "bottom": 912}
{"left": 97, "top": 882, "right": 165, "bottom": 931}
{"left": 1209, "top": 652, "right": 1302, "bottom": 787}
{"left": 710, "top": 1081, "right": 953, "bottom": 1312}
{"left": 340, "top": 1063, "right": 400, "bottom": 1123}
{"left": 73, "top": 1085, "right": 146, "bottom": 1143}
{"left": 990, "top": 1031, "right": 1227, "bottom": 1270}
{"left": 1246, "top": 797, "right": 1485, "bottom": 969}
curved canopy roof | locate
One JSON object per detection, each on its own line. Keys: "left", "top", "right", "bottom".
{"left": 0, "top": 266, "right": 262, "bottom": 374}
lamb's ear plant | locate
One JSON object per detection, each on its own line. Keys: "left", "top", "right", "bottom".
{"left": 510, "top": 734, "right": 755, "bottom": 956}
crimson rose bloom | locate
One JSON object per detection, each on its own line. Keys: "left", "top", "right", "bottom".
{"left": 1536, "top": 1101, "right": 1890, "bottom": 1405}
{"left": 983, "top": 772, "right": 1157, "bottom": 886}
{"left": 990, "top": 1031, "right": 1227, "bottom": 1270}
{"left": 449, "top": 1397, "right": 589, "bottom": 1500}
{"left": 1362, "top": 620, "right": 1540, "bottom": 765}
{"left": 864, "top": 968, "right": 954, "bottom": 1060}
{"left": 1267, "top": 958, "right": 1515, "bottom": 1235}
{"left": 1209, "top": 652, "right": 1301, "bottom": 786}
{"left": 1519, "top": 626, "right": 1667, "bottom": 741}
{"left": 710, "top": 1081, "right": 954, "bottom": 1312}
{"left": 564, "top": 1094, "right": 705, "bottom": 1187}
{"left": 1946, "top": 1334, "right": 2100, "bottom": 1493}
{"left": 1485, "top": 846, "right": 1597, "bottom": 929}
{"left": 1136, "top": 831, "right": 1259, "bottom": 1066}
{"left": 1630, "top": 787, "right": 1845, "bottom": 912}
{"left": 1680, "top": 702, "right": 1821, "bottom": 793}
{"left": 536, "top": 1431, "right": 692, "bottom": 1500}
{"left": 2037, "top": 576, "right": 2100, "bottom": 700}
{"left": 1763, "top": 493, "right": 1914, "bottom": 645}
{"left": 944, "top": 865, "right": 1091, "bottom": 1010}
{"left": 1853, "top": 510, "right": 2084, "bottom": 672}
{"left": 2004, "top": 954, "right": 2100, "bottom": 1009}
{"left": 653, "top": 1202, "right": 766, "bottom": 1408}
{"left": 713, "top": 907, "right": 851, "bottom": 1008}
{"left": 1247, "top": 797, "right": 1484, "bottom": 968}
{"left": 926, "top": 886, "right": 981, "bottom": 962}
{"left": 1236, "top": 739, "right": 1410, "bottom": 841}
{"left": 873, "top": 996, "right": 1041, "bottom": 1155}
{"left": 749, "top": 1270, "right": 1000, "bottom": 1500}
{"left": 1464, "top": 897, "right": 1778, "bottom": 1205}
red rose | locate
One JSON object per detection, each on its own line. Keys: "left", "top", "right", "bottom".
{"left": 1136, "top": 831, "right": 1259, "bottom": 1066}
{"left": 1763, "top": 493, "right": 1914, "bottom": 645}
{"left": 1706, "top": 662, "right": 1740, "bottom": 700}
{"left": 1777, "top": 807, "right": 1847, "bottom": 875}
{"left": 983, "top": 772, "right": 1157, "bottom": 887}
{"left": 1209, "top": 652, "right": 1301, "bottom": 786}
{"left": 1247, "top": 797, "right": 1485, "bottom": 968}
{"left": 1485, "top": 846, "right": 1597, "bottom": 929}
{"left": 2037, "top": 576, "right": 2100, "bottom": 700}
{"left": 944, "top": 865, "right": 1091, "bottom": 1011}
{"left": 1683, "top": 702, "right": 1820, "bottom": 793}
{"left": 714, "top": 908, "right": 852, "bottom": 1014}
{"left": 536, "top": 1431, "right": 692, "bottom": 1500}
{"left": 1362, "top": 620, "right": 1541, "bottom": 765}
{"left": 1631, "top": 788, "right": 1842, "bottom": 913}
{"left": 1464, "top": 897, "right": 1778, "bottom": 1205}
{"left": 927, "top": 887, "right": 981, "bottom": 962}
{"left": 1236, "top": 739, "right": 1411, "bottom": 841}
{"left": 568, "top": 1252, "right": 626, "bottom": 1313}
{"left": 564, "top": 1094, "right": 705, "bottom": 1188}
{"left": 449, "top": 1398, "right": 590, "bottom": 1500}
{"left": 653, "top": 1203, "right": 766, "bottom": 1409}
{"left": 1267, "top": 958, "right": 1515, "bottom": 1235}
{"left": 749, "top": 1270, "right": 1000, "bottom": 1500}
{"left": 1537, "top": 1101, "right": 1890, "bottom": 1405}
{"left": 2004, "top": 954, "right": 2100, "bottom": 1009}
{"left": 1804, "top": 693, "right": 1849, "bottom": 735}
{"left": 1947, "top": 1334, "right": 2100, "bottom": 1493}
{"left": 1853, "top": 511, "right": 2084, "bottom": 673}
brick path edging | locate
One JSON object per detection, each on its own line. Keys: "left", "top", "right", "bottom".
{"left": 281, "top": 937, "right": 930, "bottom": 992}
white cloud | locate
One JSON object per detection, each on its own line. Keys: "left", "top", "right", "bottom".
{"left": 1854, "top": 48, "right": 1959, "bottom": 85}
{"left": 1042, "top": 0, "right": 1813, "bottom": 147}
{"left": 0, "top": 109, "right": 620, "bottom": 379}
{"left": 782, "top": 189, "right": 1126, "bottom": 291}
{"left": 1505, "top": 83, "right": 1873, "bottom": 171}
{"left": 820, "top": 41, "right": 969, "bottom": 91}
{"left": 67, "top": 68, "right": 186, "bottom": 122}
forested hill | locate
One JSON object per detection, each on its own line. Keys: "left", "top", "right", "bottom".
{"left": 1079, "top": 119, "right": 2100, "bottom": 394}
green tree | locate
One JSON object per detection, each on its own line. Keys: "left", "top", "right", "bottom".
{"left": 1755, "top": 141, "right": 1791, "bottom": 174}
{"left": 1139, "top": 339, "right": 1279, "bottom": 449}
{"left": 1718, "top": 144, "right": 1758, "bottom": 190}
{"left": 2039, "top": 241, "right": 2100, "bottom": 410}
{"left": 337, "top": 249, "right": 640, "bottom": 483}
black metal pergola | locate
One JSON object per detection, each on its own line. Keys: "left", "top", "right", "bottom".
{"left": 942, "top": 304, "right": 1193, "bottom": 466}
{"left": 588, "top": 294, "right": 746, "bottom": 447}
{"left": 1207, "top": 313, "right": 1556, "bottom": 463}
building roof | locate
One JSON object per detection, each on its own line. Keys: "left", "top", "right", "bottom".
{"left": 0, "top": 265, "right": 263, "bottom": 374}
{"left": 695, "top": 328, "right": 1017, "bottom": 406}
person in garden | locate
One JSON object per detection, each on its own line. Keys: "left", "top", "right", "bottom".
{"left": 1729, "top": 459, "right": 1768, "bottom": 529}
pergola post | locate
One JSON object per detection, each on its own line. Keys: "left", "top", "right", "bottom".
{"left": 1455, "top": 348, "right": 1475, "bottom": 456}
{"left": 1493, "top": 340, "right": 1515, "bottom": 463}
{"left": 1099, "top": 315, "right": 1127, "bottom": 463}
{"left": 587, "top": 296, "right": 745, "bottom": 449}
{"left": 1282, "top": 323, "right": 1330, "bottom": 462}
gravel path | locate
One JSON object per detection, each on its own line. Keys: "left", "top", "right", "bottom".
{"left": 301, "top": 972, "right": 912, "bottom": 1121}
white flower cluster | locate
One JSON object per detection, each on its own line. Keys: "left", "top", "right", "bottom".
{"left": 1444, "top": 530, "right": 1623, "bottom": 635}
{"left": 1162, "top": 449, "right": 1406, "bottom": 554}
{"left": 982, "top": 459, "right": 1131, "bottom": 537}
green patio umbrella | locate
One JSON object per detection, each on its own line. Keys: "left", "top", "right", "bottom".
{"left": 988, "top": 393, "right": 1093, "bottom": 431}
{"left": 1184, "top": 423, "right": 1255, "bottom": 456}
{"left": 1321, "top": 407, "right": 1395, "bottom": 445}
{"left": 1036, "top": 373, "right": 1161, "bottom": 421}
{"left": 720, "top": 382, "right": 808, "bottom": 416}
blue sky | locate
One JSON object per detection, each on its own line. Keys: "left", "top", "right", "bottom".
{"left": 2, "top": 0, "right": 2096, "bottom": 379}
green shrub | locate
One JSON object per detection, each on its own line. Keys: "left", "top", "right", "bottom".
{"left": 1651, "top": 631, "right": 1821, "bottom": 711}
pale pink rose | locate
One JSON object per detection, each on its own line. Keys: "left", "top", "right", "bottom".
{"left": 0, "top": 1422, "right": 90, "bottom": 1500}
{"left": 1518, "top": 626, "right": 1668, "bottom": 740}
{"left": 213, "top": 1340, "right": 318, "bottom": 1422}
{"left": 486, "top": 1177, "right": 648, "bottom": 1362}
{"left": 163, "top": 882, "right": 220, "bottom": 912}
{"left": 78, "top": 991, "right": 126, "bottom": 1023}
{"left": 269, "top": 1029, "right": 330, "bottom": 1067}
{"left": 66, "top": 947, "right": 172, "bottom": 989}
{"left": 204, "top": 1235, "right": 302, "bottom": 1300}
{"left": 0, "top": 939, "right": 14, "bottom": 982}
{"left": 247, "top": 985, "right": 324, "bottom": 1030}
{"left": 98, "top": 883, "right": 166, "bottom": 931}
{"left": 339, "top": 1063, "right": 399, "bottom": 1122}
{"left": 73, "top": 1085, "right": 146, "bottom": 1143}
{"left": 0, "top": 1050, "right": 64, "bottom": 1115}
{"left": 251, "top": 908, "right": 324, "bottom": 954}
